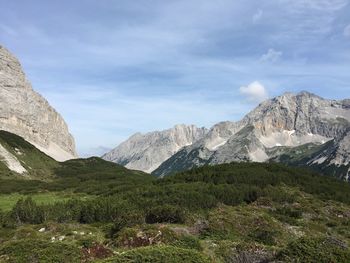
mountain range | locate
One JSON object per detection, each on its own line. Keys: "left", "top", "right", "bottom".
{"left": 104, "top": 92, "right": 350, "bottom": 181}
{"left": 1, "top": 44, "right": 349, "bottom": 183}
{"left": 0, "top": 44, "right": 350, "bottom": 263}
{"left": 102, "top": 124, "right": 207, "bottom": 173}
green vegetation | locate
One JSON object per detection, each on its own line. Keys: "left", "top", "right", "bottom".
{"left": 0, "top": 239, "right": 82, "bottom": 263}
{"left": 101, "top": 246, "right": 209, "bottom": 263}
{"left": 0, "top": 193, "right": 90, "bottom": 211}
{"left": 0, "top": 130, "right": 59, "bottom": 180}
{"left": 1, "top": 147, "right": 350, "bottom": 262}
{"left": 277, "top": 237, "right": 350, "bottom": 263}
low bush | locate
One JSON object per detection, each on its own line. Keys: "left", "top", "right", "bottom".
{"left": 248, "top": 229, "right": 277, "bottom": 246}
{"left": 101, "top": 245, "right": 210, "bottom": 263}
{"left": 145, "top": 205, "right": 185, "bottom": 224}
{"left": 0, "top": 239, "right": 82, "bottom": 263}
{"left": 272, "top": 206, "right": 303, "bottom": 225}
{"left": 277, "top": 237, "right": 350, "bottom": 263}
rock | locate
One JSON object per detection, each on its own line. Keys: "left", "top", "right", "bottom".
{"left": 38, "top": 227, "right": 46, "bottom": 233}
{"left": 149, "top": 92, "right": 349, "bottom": 181}
{"left": 0, "top": 45, "right": 77, "bottom": 161}
{"left": 102, "top": 124, "right": 208, "bottom": 173}
{"left": 0, "top": 142, "right": 27, "bottom": 174}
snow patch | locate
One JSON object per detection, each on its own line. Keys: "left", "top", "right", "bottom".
{"left": 0, "top": 143, "right": 27, "bottom": 174}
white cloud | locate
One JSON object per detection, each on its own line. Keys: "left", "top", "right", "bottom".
{"left": 240, "top": 81, "right": 269, "bottom": 102}
{"left": 344, "top": 24, "right": 350, "bottom": 38}
{"left": 260, "top": 48, "right": 282, "bottom": 63}
{"left": 252, "top": 9, "right": 263, "bottom": 23}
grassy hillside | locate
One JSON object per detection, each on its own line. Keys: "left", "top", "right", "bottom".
{"left": 0, "top": 130, "right": 59, "bottom": 180}
{"left": 0, "top": 161, "right": 349, "bottom": 262}
{"left": 0, "top": 130, "right": 152, "bottom": 186}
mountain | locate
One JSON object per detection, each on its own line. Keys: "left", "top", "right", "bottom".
{"left": 102, "top": 124, "right": 208, "bottom": 173}
{"left": 0, "top": 45, "right": 77, "bottom": 161}
{"left": 115, "top": 92, "right": 349, "bottom": 180}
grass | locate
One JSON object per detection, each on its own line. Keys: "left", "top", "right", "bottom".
{"left": 0, "top": 192, "right": 92, "bottom": 211}
{"left": 1, "top": 148, "right": 350, "bottom": 262}
{"left": 0, "top": 130, "right": 59, "bottom": 180}
{"left": 101, "top": 245, "right": 210, "bottom": 263}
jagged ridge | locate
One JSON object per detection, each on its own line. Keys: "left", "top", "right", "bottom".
{"left": 102, "top": 124, "right": 208, "bottom": 173}
{"left": 150, "top": 92, "right": 349, "bottom": 180}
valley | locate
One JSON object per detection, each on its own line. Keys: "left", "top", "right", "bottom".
{"left": 0, "top": 7, "right": 350, "bottom": 261}
{"left": 0, "top": 132, "right": 349, "bottom": 262}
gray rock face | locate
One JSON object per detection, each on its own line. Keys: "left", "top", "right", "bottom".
{"left": 102, "top": 124, "right": 208, "bottom": 173}
{"left": 305, "top": 128, "right": 350, "bottom": 181}
{"left": 0, "top": 45, "right": 77, "bottom": 161}
{"left": 153, "top": 92, "right": 350, "bottom": 180}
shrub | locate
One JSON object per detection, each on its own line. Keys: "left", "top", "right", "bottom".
{"left": 248, "top": 229, "right": 277, "bottom": 246}
{"left": 0, "top": 239, "right": 81, "bottom": 263}
{"left": 109, "top": 210, "right": 144, "bottom": 237}
{"left": 101, "top": 245, "right": 210, "bottom": 263}
{"left": 11, "top": 197, "right": 45, "bottom": 224}
{"left": 272, "top": 206, "right": 303, "bottom": 225}
{"left": 145, "top": 205, "right": 185, "bottom": 224}
{"left": 115, "top": 225, "right": 178, "bottom": 248}
{"left": 277, "top": 237, "right": 350, "bottom": 263}
{"left": 172, "top": 235, "right": 202, "bottom": 251}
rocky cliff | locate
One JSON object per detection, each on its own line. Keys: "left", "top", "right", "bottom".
{"left": 0, "top": 45, "right": 77, "bottom": 161}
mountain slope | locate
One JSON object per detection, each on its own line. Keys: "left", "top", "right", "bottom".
{"left": 0, "top": 130, "right": 59, "bottom": 180}
{"left": 102, "top": 124, "right": 208, "bottom": 173}
{"left": 0, "top": 130, "right": 152, "bottom": 184}
{"left": 271, "top": 128, "right": 350, "bottom": 181}
{"left": 0, "top": 45, "right": 77, "bottom": 161}
{"left": 150, "top": 92, "right": 350, "bottom": 180}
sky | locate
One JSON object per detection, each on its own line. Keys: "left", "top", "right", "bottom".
{"left": 0, "top": 0, "right": 350, "bottom": 156}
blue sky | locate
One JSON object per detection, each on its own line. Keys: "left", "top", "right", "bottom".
{"left": 1, "top": 0, "right": 350, "bottom": 156}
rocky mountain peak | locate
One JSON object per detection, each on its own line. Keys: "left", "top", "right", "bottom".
{"left": 102, "top": 124, "right": 208, "bottom": 173}
{"left": 0, "top": 46, "right": 27, "bottom": 87}
{"left": 151, "top": 92, "right": 350, "bottom": 180}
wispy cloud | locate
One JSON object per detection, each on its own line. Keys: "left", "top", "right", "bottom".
{"left": 260, "top": 49, "right": 282, "bottom": 63}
